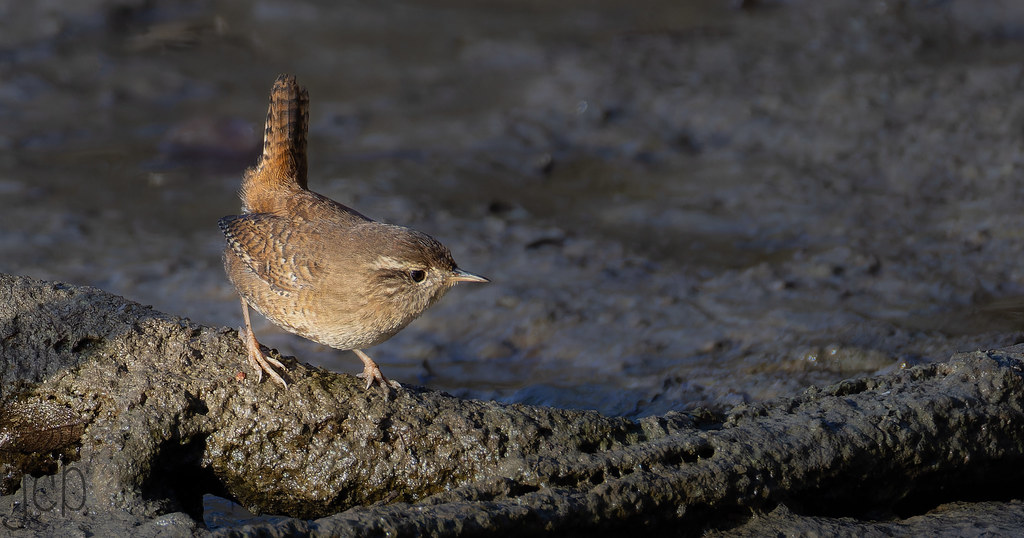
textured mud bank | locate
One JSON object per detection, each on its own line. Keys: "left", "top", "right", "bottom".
{"left": 1, "top": 273, "right": 1022, "bottom": 536}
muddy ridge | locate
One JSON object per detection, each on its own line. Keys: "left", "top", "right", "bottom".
{"left": 1, "top": 273, "right": 1023, "bottom": 535}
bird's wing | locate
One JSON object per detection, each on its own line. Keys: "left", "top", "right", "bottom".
{"left": 219, "top": 213, "right": 326, "bottom": 293}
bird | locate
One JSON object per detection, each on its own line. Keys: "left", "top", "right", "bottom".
{"left": 219, "top": 74, "right": 488, "bottom": 390}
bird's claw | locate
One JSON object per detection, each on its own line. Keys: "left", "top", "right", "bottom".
{"left": 241, "top": 327, "right": 288, "bottom": 387}
{"left": 353, "top": 349, "right": 401, "bottom": 391}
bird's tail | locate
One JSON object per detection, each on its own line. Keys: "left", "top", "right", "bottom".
{"left": 240, "top": 74, "right": 309, "bottom": 211}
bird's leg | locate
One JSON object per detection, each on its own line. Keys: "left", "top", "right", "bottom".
{"left": 353, "top": 349, "right": 401, "bottom": 390}
{"left": 239, "top": 297, "right": 288, "bottom": 387}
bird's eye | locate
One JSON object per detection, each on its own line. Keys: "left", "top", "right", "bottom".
{"left": 409, "top": 270, "right": 426, "bottom": 283}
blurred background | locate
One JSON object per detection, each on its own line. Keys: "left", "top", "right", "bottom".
{"left": 2, "top": 0, "right": 1024, "bottom": 417}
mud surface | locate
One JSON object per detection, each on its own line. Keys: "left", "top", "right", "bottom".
{"left": 2, "top": 1, "right": 1024, "bottom": 419}
{"left": 1, "top": 274, "right": 1023, "bottom": 535}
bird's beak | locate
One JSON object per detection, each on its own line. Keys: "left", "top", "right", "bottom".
{"left": 451, "top": 268, "right": 489, "bottom": 283}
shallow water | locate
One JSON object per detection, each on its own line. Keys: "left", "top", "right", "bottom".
{"left": 2, "top": 0, "right": 1023, "bottom": 419}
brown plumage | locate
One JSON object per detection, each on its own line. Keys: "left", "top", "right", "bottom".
{"left": 220, "top": 75, "right": 487, "bottom": 389}
{"left": 244, "top": 74, "right": 309, "bottom": 208}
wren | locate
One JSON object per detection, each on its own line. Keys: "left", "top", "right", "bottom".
{"left": 220, "top": 75, "right": 487, "bottom": 389}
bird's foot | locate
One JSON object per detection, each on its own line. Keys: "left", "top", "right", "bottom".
{"left": 353, "top": 349, "right": 401, "bottom": 390}
{"left": 240, "top": 327, "right": 288, "bottom": 387}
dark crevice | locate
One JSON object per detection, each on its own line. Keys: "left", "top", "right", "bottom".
{"left": 782, "top": 459, "right": 1024, "bottom": 521}
{"left": 140, "top": 434, "right": 220, "bottom": 522}
{"left": 890, "top": 464, "right": 1024, "bottom": 519}
{"left": 70, "top": 336, "right": 100, "bottom": 354}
